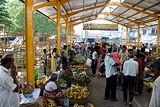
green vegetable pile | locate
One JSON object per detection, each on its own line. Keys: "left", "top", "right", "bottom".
{"left": 75, "top": 74, "right": 90, "bottom": 85}
{"left": 57, "top": 78, "right": 67, "bottom": 85}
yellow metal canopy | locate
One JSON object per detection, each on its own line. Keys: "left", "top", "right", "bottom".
{"left": 21, "top": 0, "right": 110, "bottom": 25}
{"left": 20, "top": 0, "right": 160, "bottom": 27}
{"left": 104, "top": 0, "right": 160, "bottom": 27}
{"left": 21, "top": 0, "right": 160, "bottom": 26}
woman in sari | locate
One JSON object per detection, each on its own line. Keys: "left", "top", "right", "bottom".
{"left": 51, "top": 48, "right": 57, "bottom": 73}
{"left": 43, "top": 73, "right": 63, "bottom": 106}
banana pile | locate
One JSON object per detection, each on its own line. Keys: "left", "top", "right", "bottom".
{"left": 144, "top": 82, "right": 154, "bottom": 89}
{"left": 73, "top": 103, "right": 94, "bottom": 107}
{"left": 36, "top": 76, "right": 48, "bottom": 85}
{"left": 43, "top": 98, "right": 57, "bottom": 107}
{"left": 65, "top": 85, "right": 90, "bottom": 100}
{"left": 71, "top": 65, "right": 85, "bottom": 72}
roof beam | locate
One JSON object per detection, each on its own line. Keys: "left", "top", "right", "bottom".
{"left": 96, "top": 18, "right": 133, "bottom": 28}
{"left": 49, "top": 3, "right": 106, "bottom": 20}
{"left": 144, "top": 18, "right": 157, "bottom": 23}
{"left": 109, "top": 2, "right": 158, "bottom": 19}
{"left": 73, "top": 19, "right": 95, "bottom": 26}
{"left": 49, "top": 2, "right": 158, "bottom": 21}
{"left": 101, "top": 12, "right": 138, "bottom": 25}
{"left": 101, "top": 12, "right": 149, "bottom": 26}
{"left": 73, "top": 17, "right": 134, "bottom": 27}
{"left": 61, "top": 14, "right": 97, "bottom": 24}
{"left": 33, "top": 0, "right": 70, "bottom": 10}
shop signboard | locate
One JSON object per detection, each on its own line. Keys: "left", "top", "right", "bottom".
{"left": 83, "top": 24, "right": 118, "bottom": 31}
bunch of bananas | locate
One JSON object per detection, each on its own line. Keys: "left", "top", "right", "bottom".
{"left": 36, "top": 76, "right": 48, "bottom": 85}
{"left": 144, "top": 82, "right": 154, "bottom": 89}
{"left": 43, "top": 98, "right": 57, "bottom": 107}
{"left": 65, "top": 85, "right": 90, "bottom": 100}
{"left": 73, "top": 103, "right": 94, "bottom": 107}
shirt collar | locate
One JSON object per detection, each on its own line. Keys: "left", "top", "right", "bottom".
{"left": 0, "top": 66, "right": 10, "bottom": 74}
{"left": 129, "top": 58, "right": 134, "bottom": 61}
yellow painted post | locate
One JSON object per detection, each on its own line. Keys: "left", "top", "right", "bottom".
{"left": 4, "top": 25, "right": 6, "bottom": 52}
{"left": 137, "top": 25, "right": 141, "bottom": 49}
{"left": 6, "top": 30, "right": 9, "bottom": 47}
{"left": 66, "top": 16, "right": 69, "bottom": 54}
{"left": 70, "top": 23, "right": 73, "bottom": 49}
{"left": 156, "top": 17, "right": 160, "bottom": 57}
{"left": 125, "top": 27, "right": 128, "bottom": 47}
{"left": 23, "top": 32, "right": 25, "bottom": 46}
{"left": 57, "top": 0, "right": 61, "bottom": 55}
{"left": 25, "top": 0, "right": 35, "bottom": 86}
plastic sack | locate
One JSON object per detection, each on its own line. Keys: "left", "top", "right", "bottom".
{"left": 86, "top": 58, "right": 92, "bottom": 67}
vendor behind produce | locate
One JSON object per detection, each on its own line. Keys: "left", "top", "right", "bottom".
{"left": 61, "top": 64, "right": 73, "bottom": 87}
{"left": 43, "top": 73, "right": 63, "bottom": 106}
{"left": 0, "top": 54, "right": 20, "bottom": 107}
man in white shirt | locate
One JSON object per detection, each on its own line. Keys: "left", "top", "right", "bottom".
{"left": 122, "top": 53, "right": 138, "bottom": 107}
{"left": 149, "top": 76, "right": 160, "bottom": 107}
{"left": 104, "top": 48, "right": 118, "bottom": 101}
{"left": 91, "top": 48, "right": 98, "bottom": 76}
{"left": 0, "top": 54, "right": 19, "bottom": 107}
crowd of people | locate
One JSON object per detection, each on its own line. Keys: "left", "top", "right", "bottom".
{"left": 0, "top": 41, "right": 160, "bottom": 107}
{"left": 78, "top": 41, "right": 160, "bottom": 107}
{"left": 44, "top": 41, "right": 160, "bottom": 107}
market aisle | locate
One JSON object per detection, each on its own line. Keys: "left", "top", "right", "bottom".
{"left": 88, "top": 77, "right": 151, "bottom": 107}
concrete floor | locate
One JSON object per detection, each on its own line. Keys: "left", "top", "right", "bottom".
{"left": 88, "top": 77, "right": 151, "bottom": 107}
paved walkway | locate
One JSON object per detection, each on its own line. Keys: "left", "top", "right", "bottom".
{"left": 88, "top": 77, "right": 151, "bottom": 107}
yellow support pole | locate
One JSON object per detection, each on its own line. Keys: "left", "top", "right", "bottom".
{"left": 66, "top": 16, "right": 69, "bottom": 55}
{"left": 70, "top": 23, "right": 74, "bottom": 49}
{"left": 23, "top": 32, "right": 25, "bottom": 46}
{"left": 57, "top": 0, "right": 61, "bottom": 55}
{"left": 4, "top": 24, "right": 6, "bottom": 52}
{"left": 156, "top": 17, "right": 160, "bottom": 57}
{"left": 125, "top": 27, "right": 128, "bottom": 47}
{"left": 6, "top": 30, "right": 9, "bottom": 47}
{"left": 137, "top": 25, "right": 141, "bottom": 49}
{"left": 25, "top": 0, "right": 35, "bottom": 86}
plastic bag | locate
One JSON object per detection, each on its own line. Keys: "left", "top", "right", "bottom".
{"left": 86, "top": 58, "right": 92, "bottom": 67}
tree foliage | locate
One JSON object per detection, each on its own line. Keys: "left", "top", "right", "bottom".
{"left": 34, "top": 12, "right": 56, "bottom": 35}
{"left": 0, "top": 0, "right": 12, "bottom": 30}
{"left": 7, "top": 0, "right": 24, "bottom": 32}
{"left": 6, "top": 0, "right": 66, "bottom": 36}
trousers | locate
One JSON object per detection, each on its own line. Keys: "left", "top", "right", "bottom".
{"left": 105, "top": 75, "right": 117, "bottom": 100}
{"left": 123, "top": 76, "right": 135, "bottom": 102}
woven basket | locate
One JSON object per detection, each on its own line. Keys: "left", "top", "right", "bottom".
{"left": 38, "top": 96, "right": 57, "bottom": 107}
{"left": 69, "top": 98, "right": 88, "bottom": 105}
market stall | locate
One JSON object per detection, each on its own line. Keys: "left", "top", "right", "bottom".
{"left": 144, "top": 57, "right": 160, "bottom": 92}
{"left": 31, "top": 54, "right": 94, "bottom": 107}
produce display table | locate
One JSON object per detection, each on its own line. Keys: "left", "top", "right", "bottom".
{"left": 20, "top": 89, "right": 40, "bottom": 107}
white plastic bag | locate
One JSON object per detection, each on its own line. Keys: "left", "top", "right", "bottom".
{"left": 86, "top": 58, "right": 92, "bottom": 67}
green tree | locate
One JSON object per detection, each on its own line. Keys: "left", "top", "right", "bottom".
{"left": 34, "top": 12, "right": 56, "bottom": 35}
{"left": 7, "top": 0, "right": 66, "bottom": 36}
{"left": 7, "top": 0, "right": 24, "bottom": 32}
{"left": 0, "top": 0, "right": 12, "bottom": 30}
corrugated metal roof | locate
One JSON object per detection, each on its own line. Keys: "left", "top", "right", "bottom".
{"left": 22, "top": 0, "right": 160, "bottom": 27}
{"left": 105, "top": 0, "right": 160, "bottom": 27}
{"left": 22, "top": 0, "right": 110, "bottom": 26}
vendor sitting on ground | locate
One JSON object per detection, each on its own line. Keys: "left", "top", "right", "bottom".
{"left": 43, "top": 73, "right": 63, "bottom": 106}
{"left": 61, "top": 64, "right": 73, "bottom": 87}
